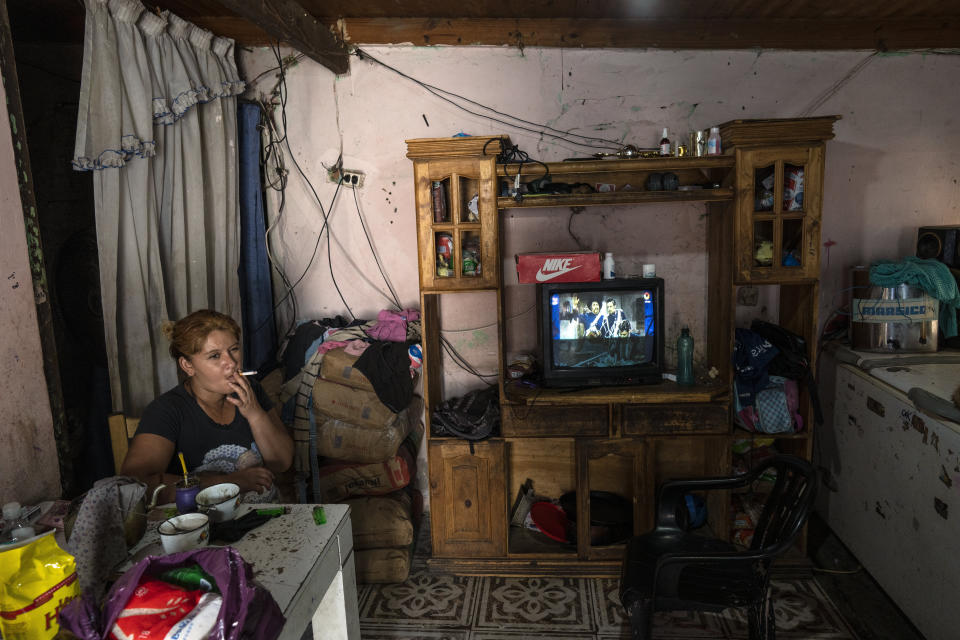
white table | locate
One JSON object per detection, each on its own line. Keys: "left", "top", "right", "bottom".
{"left": 125, "top": 503, "right": 359, "bottom": 640}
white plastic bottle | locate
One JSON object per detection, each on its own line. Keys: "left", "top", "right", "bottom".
{"left": 706, "top": 126, "right": 722, "bottom": 156}
{"left": 603, "top": 252, "right": 615, "bottom": 280}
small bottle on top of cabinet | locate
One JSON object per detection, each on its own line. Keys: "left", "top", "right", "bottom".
{"left": 706, "top": 127, "right": 722, "bottom": 156}
{"left": 659, "top": 128, "right": 671, "bottom": 156}
{"left": 603, "top": 252, "right": 615, "bottom": 280}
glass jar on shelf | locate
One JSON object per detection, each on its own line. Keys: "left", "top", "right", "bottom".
{"left": 436, "top": 232, "right": 454, "bottom": 278}
{"left": 461, "top": 232, "right": 481, "bottom": 277}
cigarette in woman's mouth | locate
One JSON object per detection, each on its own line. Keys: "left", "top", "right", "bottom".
{"left": 240, "top": 370, "right": 257, "bottom": 376}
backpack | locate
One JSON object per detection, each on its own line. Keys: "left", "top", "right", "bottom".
{"left": 749, "top": 320, "right": 823, "bottom": 426}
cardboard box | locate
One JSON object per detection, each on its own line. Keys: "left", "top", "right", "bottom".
{"left": 320, "top": 347, "right": 374, "bottom": 391}
{"left": 312, "top": 378, "right": 395, "bottom": 428}
{"left": 516, "top": 251, "right": 602, "bottom": 284}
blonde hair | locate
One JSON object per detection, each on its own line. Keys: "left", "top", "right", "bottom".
{"left": 163, "top": 310, "right": 241, "bottom": 361}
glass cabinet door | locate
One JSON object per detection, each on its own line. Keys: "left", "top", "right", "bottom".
{"left": 736, "top": 146, "right": 823, "bottom": 282}
{"left": 414, "top": 156, "right": 499, "bottom": 291}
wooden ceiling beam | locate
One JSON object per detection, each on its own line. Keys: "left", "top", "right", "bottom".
{"left": 211, "top": 0, "right": 348, "bottom": 74}
{"left": 180, "top": 15, "right": 960, "bottom": 53}
{"left": 338, "top": 17, "right": 960, "bottom": 50}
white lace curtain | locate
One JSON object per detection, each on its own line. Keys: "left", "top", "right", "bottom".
{"left": 73, "top": 0, "right": 246, "bottom": 415}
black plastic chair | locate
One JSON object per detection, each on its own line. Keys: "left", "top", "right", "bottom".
{"left": 619, "top": 454, "right": 818, "bottom": 640}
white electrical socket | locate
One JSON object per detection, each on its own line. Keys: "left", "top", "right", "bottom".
{"left": 328, "top": 168, "right": 365, "bottom": 188}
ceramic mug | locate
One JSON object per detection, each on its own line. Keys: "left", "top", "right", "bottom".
{"left": 195, "top": 483, "right": 241, "bottom": 523}
{"left": 158, "top": 512, "right": 210, "bottom": 554}
{"left": 175, "top": 476, "right": 201, "bottom": 514}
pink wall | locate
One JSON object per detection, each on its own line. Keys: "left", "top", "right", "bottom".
{"left": 240, "top": 47, "right": 960, "bottom": 400}
{"left": 0, "top": 75, "right": 61, "bottom": 503}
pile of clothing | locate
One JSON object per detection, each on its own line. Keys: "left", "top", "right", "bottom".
{"left": 279, "top": 310, "right": 424, "bottom": 584}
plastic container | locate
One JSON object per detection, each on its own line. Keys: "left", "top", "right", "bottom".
{"left": 676, "top": 327, "right": 695, "bottom": 386}
{"left": 706, "top": 126, "right": 722, "bottom": 156}
{"left": 1, "top": 502, "right": 35, "bottom": 543}
{"left": 602, "top": 252, "right": 615, "bottom": 280}
{"left": 529, "top": 501, "right": 570, "bottom": 543}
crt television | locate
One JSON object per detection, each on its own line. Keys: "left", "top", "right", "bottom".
{"left": 537, "top": 278, "right": 665, "bottom": 388}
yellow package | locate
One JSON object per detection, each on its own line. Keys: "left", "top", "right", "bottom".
{"left": 0, "top": 530, "right": 79, "bottom": 639}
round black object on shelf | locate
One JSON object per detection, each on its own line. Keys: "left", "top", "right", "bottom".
{"left": 560, "top": 491, "right": 632, "bottom": 525}
{"left": 559, "top": 491, "right": 633, "bottom": 546}
{"left": 644, "top": 172, "right": 663, "bottom": 191}
{"left": 662, "top": 172, "right": 679, "bottom": 191}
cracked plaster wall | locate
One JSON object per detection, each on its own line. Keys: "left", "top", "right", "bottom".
{"left": 0, "top": 73, "right": 61, "bottom": 504}
{"left": 241, "top": 46, "right": 959, "bottom": 405}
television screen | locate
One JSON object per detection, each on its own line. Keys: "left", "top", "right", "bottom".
{"left": 538, "top": 279, "right": 664, "bottom": 387}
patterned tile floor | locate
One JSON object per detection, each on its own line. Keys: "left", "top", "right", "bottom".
{"left": 357, "top": 520, "right": 859, "bottom": 640}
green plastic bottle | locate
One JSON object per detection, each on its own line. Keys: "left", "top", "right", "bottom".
{"left": 677, "top": 327, "right": 695, "bottom": 386}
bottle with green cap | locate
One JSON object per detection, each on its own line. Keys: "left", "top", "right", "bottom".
{"left": 677, "top": 327, "right": 695, "bottom": 386}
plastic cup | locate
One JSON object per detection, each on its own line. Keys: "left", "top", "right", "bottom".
{"left": 175, "top": 476, "right": 200, "bottom": 514}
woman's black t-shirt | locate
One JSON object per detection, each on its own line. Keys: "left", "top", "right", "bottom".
{"left": 135, "top": 380, "right": 274, "bottom": 474}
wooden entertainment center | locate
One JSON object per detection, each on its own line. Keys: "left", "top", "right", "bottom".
{"left": 407, "top": 117, "right": 838, "bottom": 576}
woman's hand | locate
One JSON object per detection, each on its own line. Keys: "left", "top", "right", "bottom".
{"left": 227, "top": 466, "right": 276, "bottom": 494}
{"left": 226, "top": 375, "right": 294, "bottom": 474}
{"left": 226, "top": 373, "right": 267, "bottom": 420}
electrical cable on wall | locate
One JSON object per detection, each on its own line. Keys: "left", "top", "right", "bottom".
{"left": 351, "top": 187, "right": 403, "bottom": 311}
{"left": 348, "top": 169, "right": 496, "bottom": 384}
{"left": 267, "top": 43, "right": 359, "bottom": 322}
{"left": 258, "top": 99, "right": 299, "bottom": 339}
{"left": 353, "top": 48, "right": 628, "bottom": 153}
{"left": 567, "top": 206, "right": 587, "bottom": 250}
{"left": 799, "top": 51, "right": 877, "bottom": 117}
{"left": 246, "top": 52, "right": 305, "bottom": 90}
{"left": 252, "top": 45, "right": 351, "bottom": 338}
{"left": 258, "top": 46, "right": 504, "bottom": 384}
{"left": 440, "top": 303, "right": 536, "bottom": 333}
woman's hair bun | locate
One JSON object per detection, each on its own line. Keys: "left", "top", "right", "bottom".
{"left": 161, "top": 320, "right": 176, "bottom": 341}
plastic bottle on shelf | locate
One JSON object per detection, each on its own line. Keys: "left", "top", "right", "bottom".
{"left": 676, "top": 327, "right": 695, "bottom": 386}
{"left": 706, "top": 126, "right": 722, "bottom": 156}
{"left": 603, "top": 252, "right": 615, "bottom": 280}
{"left": 659, "top": 128, "right": 671, "bottom": 156}
{"left": 1, "top": 502, "right": 34, "bottom": 544}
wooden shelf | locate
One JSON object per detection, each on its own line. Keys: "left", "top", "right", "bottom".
{"left": 733, "top": 274, "right": 819, "bottom": 286}
{"left": 731, "top": 427, "right": 813, "bottom": 440}
{"left": 426, "top": 556, "right": 622, "bottom": 577}
{"left": 420, "top": 285, "right": 498, "bottom": 295}
{"left": 498, "top": 155, "right": 735, "bottom": 176}
{"left": 508, "top": 526, "right": 577, "bottom": 556}
{"left": 498, "top": 188, "right": 733, "bottom": 209}
{"left": 504, "top": 379, "right": 729, "bottom": 405}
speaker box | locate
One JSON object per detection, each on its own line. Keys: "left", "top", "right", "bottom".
{"left": 917, "top": 226, "right": 960, "bottom": 268}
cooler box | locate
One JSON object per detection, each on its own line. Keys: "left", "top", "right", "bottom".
{"left": 516, "top": 252, "right": 601, "bottom": 284}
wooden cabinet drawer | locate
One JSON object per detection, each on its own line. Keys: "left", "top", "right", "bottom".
{"left": 501, "top": 404, "right": 608, "bottom": 437}
{"left": 622, "top": 404, "right": 729, "bottom": 435}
